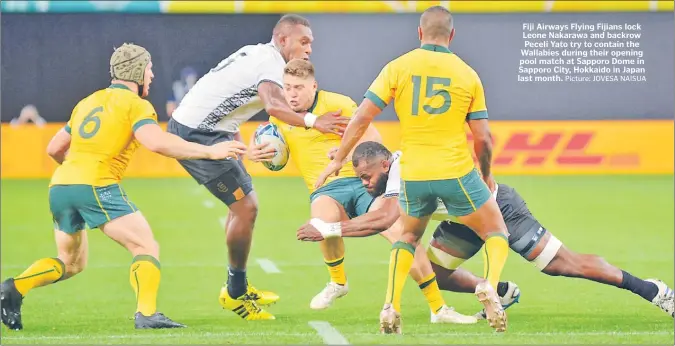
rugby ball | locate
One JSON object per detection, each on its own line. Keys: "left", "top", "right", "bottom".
{"left": 253, "top": 122, "right": 290, "bottom": 171}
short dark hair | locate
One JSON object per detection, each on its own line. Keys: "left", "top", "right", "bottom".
{"left": 420, "top": 6, "right": 454, "bottom": 40}
{"left": 276, "top": 14, "right": 310, "bottom": 28}
{"left": 352, "top": 141, "right": 392, "bottom": 167}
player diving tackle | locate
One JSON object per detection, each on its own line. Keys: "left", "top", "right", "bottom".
{"left": 275, "top": 59, "right": 476, "bottom": 324}
{"left": 301, "top": 141, "right": 675, "bottom": 320}
{"left": 315, "top": 6, "right": 511, "bottom": 334}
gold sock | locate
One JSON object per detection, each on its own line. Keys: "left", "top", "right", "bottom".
{"left": 417, "top": 273, "right": 445, "bottom": 313}
{"left": 385, "top": 242, "right": 415, "bottom": 312}
{"left": 129, "top": 255, "right": 161, "bottom": 316}
{"left": 14, "top": 258, "right": 65, "bottom": 296}
{"left": 325, "top": 257, "right": 347, "bottom": 285}
{"left": 483, "top": 234, "right": 509, "bottom": 289}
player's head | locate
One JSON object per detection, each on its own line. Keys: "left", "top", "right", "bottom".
{"left": 109, "top": 43, "right": 154, "bottom": 98}
{"left": 283, "top": 59, "right": 317, "bottom": 112}
{"left": 352, "top": 141, "right": 393, "bottom": 197}
{"left": 418, "top": 6, "right": 455, "bottom": 46}
{"left": 273, "top": 14, "right": 313, "bottom": 62}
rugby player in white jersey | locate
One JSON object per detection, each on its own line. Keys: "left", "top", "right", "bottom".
{"left": 298, "top": 141, "right": 675, "bottom": 321}
{"left": 167, "top": 14, "right": 349, "bottom": 320}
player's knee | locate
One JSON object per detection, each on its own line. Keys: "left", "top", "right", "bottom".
{"left": 130, "top": 239, "right": 160, "bottom": 259}
{"left": 230, "top": 195, "right": 259, "bottom": 223}
{"left": 400, "top": 231, "right": 422, "bottom": 246}
{"left": 60, "top": 256, "right": 87, "bottom": 278}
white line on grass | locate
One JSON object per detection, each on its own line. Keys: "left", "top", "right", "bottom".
{"left": 1, "top": 261, "right": 389, "bottom": 270}
{"left": 2, "top": 330, "right": 670, "bottom": 342}
{"left": 256, "top": 258, "right": 282, "bottom": 274}
{"left": 308, "top": 321, "right": 350, "bottom": 345}
{"left": 1, "top": 331, "right": 314, "bottom": 341}
{"left": 219, "top": 216, "right": 228, "bottom": 228}
{"left": 203, "top": 200, "right": 215, "bottom": 208}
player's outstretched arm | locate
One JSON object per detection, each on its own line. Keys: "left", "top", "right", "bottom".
{"left": 340, "top": 196, "right": 399, "bottom": 235}
{"left": 297, "top": 196, "right": 399, "bottom": 241}
{"left": 134, "top": 123, "right": 246, "bottom": 160}
{"left": 467, "top": 118, "right": 494, "bottom": 188}
{"left": 258, "top": 81, "right": 349, "bottom": 135}
{"left": 315, "top": 99, "right": 383, "bottom": 189}
{"left": 46, "top": 127, "right": 72, "bottom": 164}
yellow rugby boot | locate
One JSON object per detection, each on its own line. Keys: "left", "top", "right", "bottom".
{"left": 218, "top": 286, "right": 275, "bottom": 321}
{"left": 247, "top": 285, "right": 279, "bottom": 306}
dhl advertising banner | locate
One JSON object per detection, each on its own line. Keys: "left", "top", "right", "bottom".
{"left": 1, "top": 120, "right": 672, "bottom": 179}
{"left": 2, "top": 1, "right": 673, "bottom": 13}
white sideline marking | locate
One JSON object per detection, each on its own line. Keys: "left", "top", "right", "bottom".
{"left": 308, "top": 320, "right": 350, "bottom": 345}
{"left": 256, "top": 258, "right": 281, "bottom": 274}
{"left": 1, "top": 330, "right": 670, "bottom": 342}
{"left": 2, "top": 332, "right": 314, "bottom": 341}
{"left": 219, "top": 216, "right": 228, "bottom": 228}
{"left": 1, "top": 261, "right": 389, "bottom": 270}
{"left": 203, "top": 200, "right": 215, "bottom": 208}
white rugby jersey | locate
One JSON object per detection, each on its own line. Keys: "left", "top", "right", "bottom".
{"left": 383, "top": 151, "right": 497, "bottom": 221}
{"left": 171, "top": 41, "right": 286, "bottom": 133}
{"left": 383, "top": 151, "right": 402, "bottom": 198}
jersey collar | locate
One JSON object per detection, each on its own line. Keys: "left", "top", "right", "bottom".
{"left": 420, "top": 44, "right": 453, "bottom": 54}
{"left": 307, "top": 90, "right": 320, "bottom": 113}
{"left": 108, "top": 83, "right": 132, "bottom": 91}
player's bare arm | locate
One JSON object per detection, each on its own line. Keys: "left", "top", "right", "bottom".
{"left": 315, "top": 99, "right": 383, "bottom": 188}
{"left": 467, "top": 118, "right": 494, "bottom": 189}
{"left": 297, "top": 196, "right": 398, "bottom": 241}
{"left": 258, "top": 81, "right": 349, "bottom": 136}
{"left": 46, "top": 127, "right": 71, "bottom": 164}
{"left": 134, "top": 123, "right": 246, "bottom": 160}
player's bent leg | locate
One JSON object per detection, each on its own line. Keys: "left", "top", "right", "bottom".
{"left": 380, "top": 219, "right": 476, "bottom": 324}
{"left": 203, "top": 166, "right": 275, "bottom": 320}
{"left": 531, "top": 232, "right": 674, "bottom": 317}
{"left": 427, "top": 221, "right": 520, "bottom": 321}
{"left": 99, "top": 211, "right": 185, "bottom": 329}
{"left": 1, "top": 185, "right": 90, "bottom": 331}
{"left": 446, "top": 170, "right": 509, "bottom": 332}
{"left": 0, "top": 230, "right": 78, "bottom": 332}
{"left": 380, "top": 181, "right": 437, "bottom": 334}
{"left": 221, "top": 211, "right": 278, "bottom": 308}
{"left": 308, "top": 194, "right": 350, "bottom": 310}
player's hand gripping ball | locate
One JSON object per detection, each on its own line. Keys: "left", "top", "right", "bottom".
{"left": 253, "top": 122, "right": 290, "bottom": 171}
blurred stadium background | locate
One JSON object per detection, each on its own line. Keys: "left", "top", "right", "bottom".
{"left": 1, "top": 1, "right": 674, "bottom": 344}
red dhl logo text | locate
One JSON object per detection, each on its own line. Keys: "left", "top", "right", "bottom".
{"left": 466, "top": 131, "right": 639, "bottom": 167}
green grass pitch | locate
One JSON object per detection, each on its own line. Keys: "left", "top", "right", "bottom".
{"left": 1, "top": 175, "right": 673, "bottom": 344}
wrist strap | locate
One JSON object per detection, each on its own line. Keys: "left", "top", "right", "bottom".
{"left": 304, "top": 113, "right": 318, "bottom": 128}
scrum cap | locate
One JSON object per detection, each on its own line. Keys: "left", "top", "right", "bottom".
{"left": 109, "top": 43, "right": 151, "bottom": 85}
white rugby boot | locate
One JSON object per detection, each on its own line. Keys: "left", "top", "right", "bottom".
{"left": 430, "top": 305, "right": 478, "bottom": 324}
{"left": 310, "top": 282, "right": 349, "bottom": 310}
{"left": 645, "top": 279, "right": 674, "bottom": 317}
{"left": 475, "top": 280, "right": 507, "bottom": 332}
{"left": 475, "top": 281, "right": 521, "bottom": 320}
{"left": 379, "top": 303, "right": 402, "bottom": 334}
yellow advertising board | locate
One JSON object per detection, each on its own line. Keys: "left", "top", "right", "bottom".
{"left": 164, "top": 1, "right": 674, "bottom": 13}
{"left": 1, "top": 120, "right": 672, "bottom": 179}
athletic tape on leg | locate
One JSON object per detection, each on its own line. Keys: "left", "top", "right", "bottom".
{"left": 427, "top": 245, "right": 467, "bottom": 270}
{"left": 532, "top": 235, "right": 563, "bottom": 271}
